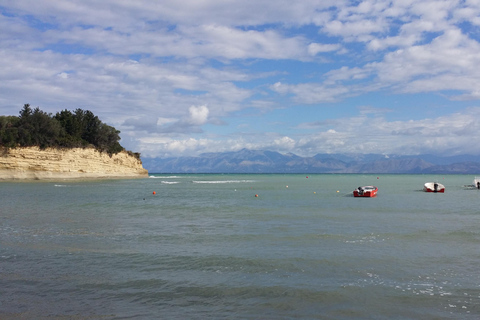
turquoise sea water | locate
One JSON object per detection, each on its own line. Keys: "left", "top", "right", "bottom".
{"left": 1, "top": 174, "right": 480, "bottom": 319}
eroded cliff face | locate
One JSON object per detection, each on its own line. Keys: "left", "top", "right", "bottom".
{"left": 0, "top": 147, "right": 148, "bottom": 180}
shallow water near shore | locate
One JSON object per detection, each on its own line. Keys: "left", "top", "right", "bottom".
{"left": 2, "top": 174, "right": 480, "bottom": 319}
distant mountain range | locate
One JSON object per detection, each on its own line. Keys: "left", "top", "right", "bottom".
{"left": 142, "top": 149, "right": 480, "bottom": 174}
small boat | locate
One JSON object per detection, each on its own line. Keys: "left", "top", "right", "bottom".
{"left": 474, "top": 177, "right": 480, "bottom": 189}
{"left": 423, "top": 182, "right": 445, "bottom": 193}
{"left": 353, "top": 186, "right": 378, "bottom": 197}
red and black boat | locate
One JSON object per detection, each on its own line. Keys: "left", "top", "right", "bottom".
{"left": 353, "top": 186, "right": 378, "bottom": 197}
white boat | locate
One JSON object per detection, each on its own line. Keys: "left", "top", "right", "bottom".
{"left": 423, "top": 182, "right": 445, "bottom": 193}
{"left": 474, "top": 177, "right": 480, "bottom": 189}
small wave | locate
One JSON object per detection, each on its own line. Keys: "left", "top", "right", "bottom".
{"left": 192, "top": 180, "right": 256, "bottom": 184}
{"left": 161, "top": 181, "right": 180, "bottom": 185}
{"left": 54, "top": 184, "right": 67, "bottom": 187}
{"left": 344, "top": 233, "right": 389, "bottom": 244}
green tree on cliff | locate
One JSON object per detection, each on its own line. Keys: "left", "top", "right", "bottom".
{"left": 0, "top": 104, "right": 127, "bottom": 156}
{"left": 0, "top": 115, "right": 19, "bottom": 148}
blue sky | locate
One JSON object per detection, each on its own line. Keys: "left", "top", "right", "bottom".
{"left": 1, "top": 0, "right": 480, "bottom": 158}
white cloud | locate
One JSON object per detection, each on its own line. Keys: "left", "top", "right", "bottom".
{"left": 273, "top": 136, "right": 296, "bottom": 150}
{"left": 271, "top": 81, "right": 353, "bottom": 104}
{"left": 57, "top": 72, "right": 69, "bottom": 79}
{"left": 308, "top": 43, "right": 342, "bottom": 55}
{"left": 133, "top": 107, "right": 480, "bottom": 158}
{"left": 156, "top": 117, "right": 176, "bottom": 126}
{"left": 188, "top": 105, "right": 209, "bottom": 125}
{"left": 323, "top": 19, "right": 386, "bottom": 41}
{"left": 373, "top": 28, "right": 480, "bottom": 94}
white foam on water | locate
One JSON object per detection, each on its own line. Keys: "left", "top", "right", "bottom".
{"left": 192, "top": 180, "right": 256, "bottom": 184}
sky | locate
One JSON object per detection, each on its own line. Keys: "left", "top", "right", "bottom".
{"left": 1, "top": 0, "right": 480, "bottom": 159}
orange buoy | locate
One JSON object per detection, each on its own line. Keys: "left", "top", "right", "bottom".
{"left": 255, "top": 194, "right": 258, "bottom": 197}
{"left": 153, "top": 191, "right": 156, "bottom": 195}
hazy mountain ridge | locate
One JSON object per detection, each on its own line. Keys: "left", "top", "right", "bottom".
{"left": 142, "top": 149, "right": 480, "bottom": 174}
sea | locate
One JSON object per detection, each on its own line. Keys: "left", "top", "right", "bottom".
{"left": 1, "top": 174, "right": 480, "bottom": 319}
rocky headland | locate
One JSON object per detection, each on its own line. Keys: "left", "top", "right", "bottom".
{"left": 0, "top": 147, "right": 148, "bottom": 180}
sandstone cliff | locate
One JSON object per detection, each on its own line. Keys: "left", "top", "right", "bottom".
{"left": 0, "top": 147, "right": 148, "bottom": 180}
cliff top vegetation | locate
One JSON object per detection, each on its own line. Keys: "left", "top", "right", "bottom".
{"left": 0, "top": 104, "right": 139, "bottom": 158}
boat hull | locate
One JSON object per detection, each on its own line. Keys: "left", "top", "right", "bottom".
{"left": 353, "top": 186, "right": 378, "bottom": 197}
{"left": 423, "top": 182, "right": 445, "bottom": 193}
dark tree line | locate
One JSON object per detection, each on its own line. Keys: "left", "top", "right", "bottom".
{"left": 0, "top": 104, "right": 126, "bottom": 156}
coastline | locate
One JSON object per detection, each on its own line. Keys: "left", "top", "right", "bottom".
{"left": 0, "top": 169, "right": 148, "bottom": 181}
{"left": 0, "top": 146, "right": 148, "bottom": 181}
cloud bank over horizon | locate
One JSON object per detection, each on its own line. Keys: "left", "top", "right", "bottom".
{"left": 1, "top": 0, "right": 480, "bottom": 158}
